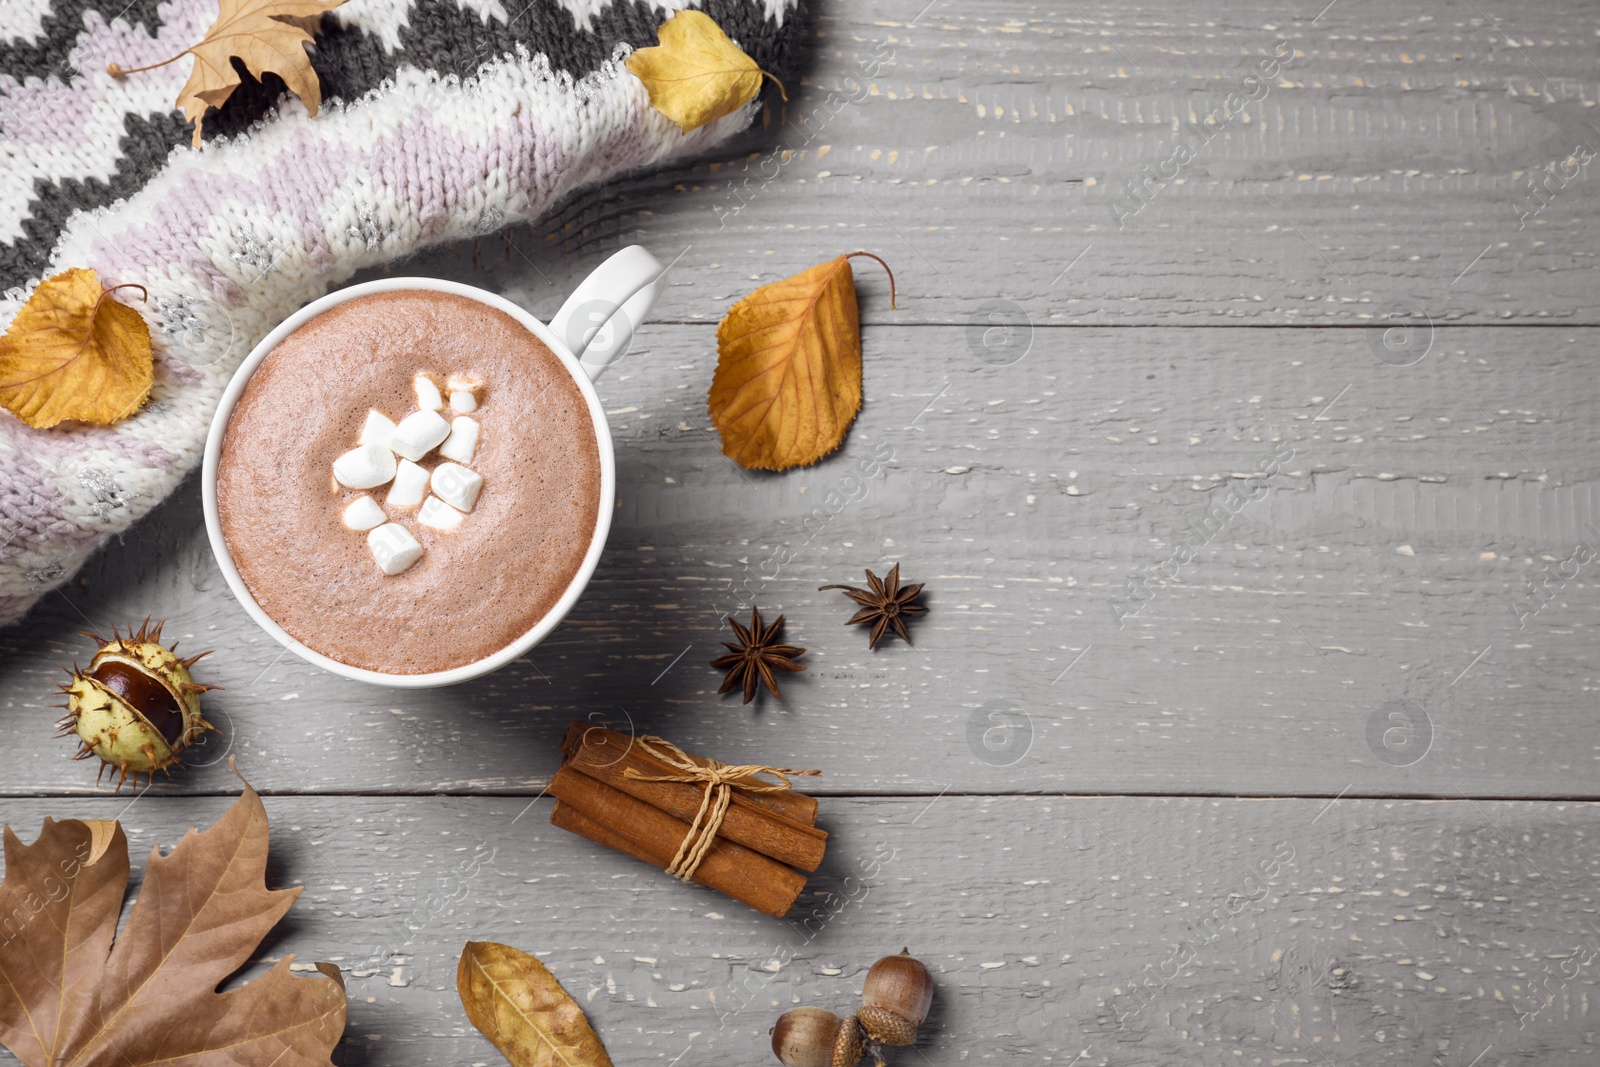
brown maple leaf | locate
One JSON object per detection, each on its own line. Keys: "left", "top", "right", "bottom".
{"left": 110, "top": 0, "right": 347, "bottom": 148}
{"left": 0, "top": 779, "right": 346, "bottom": 1067}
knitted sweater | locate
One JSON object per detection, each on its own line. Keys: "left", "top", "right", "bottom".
{"left": 0, "top": 0, "right": 802, "bottom": 625}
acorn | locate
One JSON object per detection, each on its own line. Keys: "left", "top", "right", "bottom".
{"left": 858, "top": 949, "right": 933, "bottom": 1048}
{"left": 56, "top": 618, "right": 218, "bottom": 790}
{"left": 770, "top": 1007, "right": 865, "bottom": 1067}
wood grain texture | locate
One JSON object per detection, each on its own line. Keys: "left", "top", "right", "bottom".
{"left": 0, "top": 795, "right": 1592, "bottom": 1066}
{"left": 2, "top": 326, "right": 1595, "bottom": 798}
{"left": 5, "top": 4, "right": 1600, "bottom": 1064}
{"left": 380, "top": 0, "right": 1600, "bottom": 326}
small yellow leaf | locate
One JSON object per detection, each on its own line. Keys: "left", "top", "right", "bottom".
{"left": 458, "top": 941, "right": 615, "bottom": 1067}
{"left": 110, "top": 0, "right": 345, "bottom": 148}
{"left": 0, "top": 268, "right": 153, "bottom": 429}
{"left": 709, "top": 252, "right": 895, "bottom": 471}
{"left": 625, "top": 10, "right": 785, "bottom": 133}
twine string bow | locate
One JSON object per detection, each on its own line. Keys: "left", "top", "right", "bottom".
{"left": 623, "top": 735, "right": 820, "bottom": 881}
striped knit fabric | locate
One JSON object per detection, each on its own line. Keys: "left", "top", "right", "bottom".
{"left": 0, "top": 0, "right": 802, "bottom": 625}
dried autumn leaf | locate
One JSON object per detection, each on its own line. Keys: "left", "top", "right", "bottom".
{"left": 0, "top": 268, "right": 152, "bottom": 429}
{"left": 709, "top": 252, "right": 895, "bottom": 471}
{"left": 625, "top": 10, "right": 785, "bottom": 132}
{"left": 0, "top": 782, "right": 347, "bottom": 1067}
{"left": 109, "top": 0, "right": 346, "bottom": 148}
{"left": 458, "top": 941, "right": 614, "bottom": 1067}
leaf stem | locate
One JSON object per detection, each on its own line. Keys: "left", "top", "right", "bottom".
{"left": 99, "top": 282, "right": 150, "bottom": 307}
{"left": 107, "top": 52, "right": 189, "bottom": 77}
{"left": 844, "top": 251, "right": 897, "bottom": 310}
{"left": 758, "top": 68, "right": 789, "bottom": 102}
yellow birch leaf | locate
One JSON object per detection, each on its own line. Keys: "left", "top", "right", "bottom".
{"left": 458, "top": 941, "right": 615, "bottom": 1067}
{"left": 0, "top": 268, "right": 153, "bottom": 429}
{"left": 625, "top": 10, "right": 785, "bottom": 132}
{"left": 110, "top": 0, "right": 346, "bottom": 148}
{"left": 709, "top": 252, "right": 895, "bottom": 471}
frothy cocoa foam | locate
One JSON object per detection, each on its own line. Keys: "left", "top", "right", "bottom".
{"left": 217, "top": 289, "right": 603, "bottom": 675}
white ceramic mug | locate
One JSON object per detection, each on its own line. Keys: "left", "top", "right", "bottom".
{"left": 201, "top": 245, "right": 666, "bottom": 688}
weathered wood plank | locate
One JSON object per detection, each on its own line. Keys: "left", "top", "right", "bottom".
{"left": 0, "top": 795, "right": 1591, "bottom": 1066}
{"left": 7, "top": 7, "right": 1596, "bottom": 1067}
{"left": 2, "top": 325, "right": 1596, "bottom": 798}
{"left": 380, "top": 0, "right": 1600, "bottom": 325}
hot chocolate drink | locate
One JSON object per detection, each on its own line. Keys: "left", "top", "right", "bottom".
{"left": 216, "top": 289, "right": 603, "bottom": 675}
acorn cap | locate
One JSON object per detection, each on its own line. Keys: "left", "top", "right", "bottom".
{"left": 831, "top": 1014, "right": 865, "bottom": 1067}
{"left": 857, "top": 1006, "right": 917, "bottom": 1048}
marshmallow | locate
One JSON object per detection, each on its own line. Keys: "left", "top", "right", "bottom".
{"left": 367, "top": 523, "right": 423, "bottom": 575}
{"left": 447, "top": 375, "right": 483, "bottom": 410}
{"left": 431, "top": 461, "right": 483, "bottom": 513}
{"left": 418, "top": 495, "right": 464, "bottom": 531}
{"left": 390, "top": 409, "right": 451, "bottom": 461}
{"left": 342, "top": 495, "right": 386, "bottom": 531}
{"left": 359, "top": 409, "right": 396, "bottom": 450}
{"left": 414, "top": 373, "right": 443, "bottom": 411}
{"left": 332, "top": 443, "right": 397, "bottom": 489}
{"left": 387, "top": 459, "right": 429, "bottom": 508}
{"left": 438, "top": 416, "right": 480, "bottom": 464}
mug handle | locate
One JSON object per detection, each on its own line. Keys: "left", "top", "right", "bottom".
{"left": 549, "top": 245, "right": 667, "bottom": 381}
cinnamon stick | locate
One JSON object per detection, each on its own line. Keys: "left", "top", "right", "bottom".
{"left": 550, "top": 801, "right": 661, "bottom": 873}
{"left": 560, "top": 723, "right": 818, "bottom": 826}
{"left": 548, "top": 767, "right": 806, "bottom": 918}
{"left": 559, "top": 724, "right": 827, "bottom": 871}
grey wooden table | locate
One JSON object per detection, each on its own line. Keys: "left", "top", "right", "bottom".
{"left": 4, "top": 2, "right": 1599, "bottom": 1064}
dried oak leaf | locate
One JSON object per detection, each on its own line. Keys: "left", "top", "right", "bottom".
{"left": 110, "top": 0, "right": 346, "bottom": 148}
{"left": 0, "top": 783, "right": 347, "bottom": 1067}
{"left": 625, "top": 10, "right": 785, "bottom": 132}
{"left": 458, "top": 941, "right": 614, "bottom": 1067}
{"left": 0, "top": 268, "right": 152, "bottom": 429}
{"left": 709, "top": 252, "right": 896, "bottom": 471}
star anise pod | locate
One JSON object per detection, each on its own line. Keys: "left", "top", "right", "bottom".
{"left": 819, "top": 563, "right": 927, "bottom": 649}
{"left": 711, "top": 606, "right": 807, "bottom": 703}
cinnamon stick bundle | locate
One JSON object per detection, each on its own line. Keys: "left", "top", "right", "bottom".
{"left": 558, "top": 724, "right": 827, "bottom": 871}
{"left": 547, "top": 724, "right": 824, "bottom": 919}
{"left": 549, "top": 768, "right": 807, "bottom": 917}
{"left": 560, "top": 724, "right": 818, "bottom": 825}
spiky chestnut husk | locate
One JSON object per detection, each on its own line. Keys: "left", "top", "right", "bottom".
{"left": 55, "top": 618, "right": 219, "bottom": 790}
